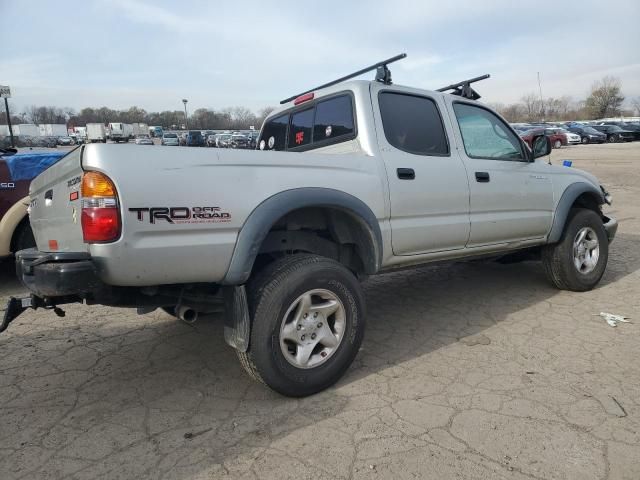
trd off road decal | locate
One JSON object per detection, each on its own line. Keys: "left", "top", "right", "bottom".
{"left": 129, "top": 206, "right": 231, "bottom": 224}
{"left": 0, "top": 182, "right": 16, "bottom": 189}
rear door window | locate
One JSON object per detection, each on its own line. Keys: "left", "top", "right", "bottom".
{"left": 378, "top": 92, "right": 449, "bottom": 156}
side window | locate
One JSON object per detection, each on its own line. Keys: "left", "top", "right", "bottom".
{"left": 259, "top": 114, "right": 288, "bottom": 150}
{"left": 453, "top": 103, "right": 524, "bottom": 161}
{"left": 288, "top": 108, "right": 314, "bottom": 149}
{"left": 378, "top": 92, "right": 449, "bottom": 156}
{"left": 313, "top": 95, "right": 354, "bottom": 142}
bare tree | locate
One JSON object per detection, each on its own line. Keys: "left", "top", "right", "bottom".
{"left": 521, "top": 93, "right": 542, "bottom": 122}
{"left": 585, "top": 76, "right": 624, "bottom": 119}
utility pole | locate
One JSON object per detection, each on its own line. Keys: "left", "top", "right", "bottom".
{"left": 182, "top": 99, "right": 188, "bottom": 129}
{"left": 537, "top": 72, "right": 545, "bottom": 123}
{"left": 1, "top": 85, "right": 15, "bottom": 148}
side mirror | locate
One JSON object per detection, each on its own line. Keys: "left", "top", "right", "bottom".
{"left": 531, "top": 134, "right": 552, "bottom": 160}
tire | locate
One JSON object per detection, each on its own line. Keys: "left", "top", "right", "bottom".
{"left": 542, "top": 208, "right": 608, "bottom": 292}
{"left": 13, "top": 221, "right": 36, "bottom": 253}
{"left": 581, "top": 137, "right": 589, "bottom": 145}
{"left": 237, "top": 254, "right": 365, "bottom": 397}
{"left": 553, "top": 139, "right": 562, "bottom": 149}
{"left": 608, "top": 135, "right": 616, "bottom": 143}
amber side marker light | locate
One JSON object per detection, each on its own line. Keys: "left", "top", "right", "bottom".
{"left": 80, "top": 172, "right": 120, "bottom": 243}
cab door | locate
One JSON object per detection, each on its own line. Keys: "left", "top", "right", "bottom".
{"left": 371, "top": 84, "right": 471, "bottom": 255}
{"left": 445, "top": 99, "right": 554, "bottom": 247}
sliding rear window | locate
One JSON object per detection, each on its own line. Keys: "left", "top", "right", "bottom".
{"left": 259, "top": 93, "right": 356, "bottom": 152}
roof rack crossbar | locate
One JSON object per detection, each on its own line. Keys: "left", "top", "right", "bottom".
{"left": 437, "top": 74, "right": 490, "bottom": 100}
{"left": 280, "top": 53, "right": 407, "bottom": 104}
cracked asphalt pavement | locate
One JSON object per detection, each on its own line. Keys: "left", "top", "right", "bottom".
{"left": 1, "top": 143, "right": 639, "bottom": 479}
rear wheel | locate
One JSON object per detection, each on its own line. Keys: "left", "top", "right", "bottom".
{"left": 608, "top": 135, "right": 616, "bottom": 143}
{"left": 542, "top": 208, "right": 608, "bottom": 291}
{"left": 553, "top": 139, "right": 562, "bottom": 149}
{"left": 237, "top": 254, "right": 365, "bottom": 397}
{"left": 581, "top": 136, "right": 589, "bottom": 144}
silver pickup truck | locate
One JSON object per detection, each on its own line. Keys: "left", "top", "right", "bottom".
{"left": 4, "top": 56, "right": 617, "bottom": 397}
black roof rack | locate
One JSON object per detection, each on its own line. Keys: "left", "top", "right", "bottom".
{"left": 280, "top": 53, "right": 407, "bottom": 104}
{"left": 436, "top": 74, "right": 490, "bottom": 100}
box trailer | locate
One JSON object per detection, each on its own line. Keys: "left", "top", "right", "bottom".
{"left": 13, "top": 124, "right": 40, "bottom": 137}
{"left": 86, "top": 123, "right": 106, "bottom": 143}
{"left": 131, "top": 123, "right": 149, "bottom": 137}
{"left": 38, "top": 124, "right": 67, "bottom": 137}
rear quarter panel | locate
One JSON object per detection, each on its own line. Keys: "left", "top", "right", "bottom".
{"left": 82, "top": 143, "right": 386, "bottom": 286}
{"left": 0, "top": 160, "right": 31, "bottom": 256}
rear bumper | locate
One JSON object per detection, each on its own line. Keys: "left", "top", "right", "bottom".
{"left": 16, "top": 249, "right": 103, "bottom": 297}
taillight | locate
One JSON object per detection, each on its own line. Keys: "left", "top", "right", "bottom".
{"left": 81, "top": 171, "right": 120, "bottom": 243}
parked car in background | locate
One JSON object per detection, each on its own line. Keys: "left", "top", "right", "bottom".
{"left": 57, "top": 136, "right": 74, "bottom": 146}
{"left": 591, "top": 125, "right": 635, "bottom": 143}
{"left": 34, "top": 136, "right": 58, "bottom": 148}
{"left": 186, "top": 130, "right": 205, "bottom": 147}
{"left": 519, "top": 128, "right": 564, "bottom": 149}
{"left": 216, "top": 133, "right": 232, "bottom": 148}
{"left": 230, "top": 134, "right": 250, "bottom": 149}
{"left": 1, "top": 151, "right": 66, "bottom": 259}
{"left": 542, "top": 128, "right": 569, "bottom": 149}
{"left": 206, "top": 134, "right": 217, "bottom": 147}
{"left": 560, "top": 129, "right": 581, "bottom": 145}
{"left": 161, "top": 132, "right": 180, "bottom": 146}
{"left": 179, "top": 132, "right": 188, "bottom": 146}
{"left": 600, "top": 122, "right": 640, "bottom": 141}
{"left": 567, "top": 126, "right": 607, "bottom": 144}
{"left": 134, "top": 134, "right": 154, "bottom": 145}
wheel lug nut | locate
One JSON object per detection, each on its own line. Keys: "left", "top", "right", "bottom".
{"left": 296, "top": 325, "right": 301, "bottom": 330}
{"left": 314, "top": 312, "right": 318, "bottom": 318}
{"left": 311, "top": 333, "right": 316, "bottom": 340}
{"left": 321, "top": 351, "right": 327, "bottom": 357}
{"left": 301, "top": 334, "right": 306, "bottom": 341}
{"left": 304, "top": 313, "right": 308, "bottom": 318}
{"left": 317, "top": 322, "right": 322, "bottom": 328}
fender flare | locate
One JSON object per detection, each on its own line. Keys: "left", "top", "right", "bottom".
{"left": 548, "top": 182, "right": 604, "bottom": 243}
{"left": 222, "top": 188, "right": 383, "bottom": 285}
{"left": 0, "top": 196, "right": 29, "bottom": 257}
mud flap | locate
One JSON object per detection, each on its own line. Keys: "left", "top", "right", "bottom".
{"left": 222, "top": 285, "right": 250, "bottom": 352}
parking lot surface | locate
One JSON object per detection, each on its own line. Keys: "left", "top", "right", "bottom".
{"left": 1, "top": 143, "right": 639, "bottom": 479}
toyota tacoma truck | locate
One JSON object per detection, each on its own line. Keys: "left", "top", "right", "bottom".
{"left": 3, "top": 55, "right": 617, "bottom": 397}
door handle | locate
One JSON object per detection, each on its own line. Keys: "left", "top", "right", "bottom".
{"left": 475, "top": 172, "right": 490, "bottom": 182}
{"left": 397, "top": 168, "right": 415, "bottom": 180}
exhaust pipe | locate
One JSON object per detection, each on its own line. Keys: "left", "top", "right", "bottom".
{"left": 176, "top": 305, "right": 198, "bottom": 324}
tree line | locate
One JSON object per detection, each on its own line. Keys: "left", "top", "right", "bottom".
{"left": 489, "top": 76, "right": 638, "bottom": 123}
{"left": 0, "top": 103, "right": 275, "bottom": 130}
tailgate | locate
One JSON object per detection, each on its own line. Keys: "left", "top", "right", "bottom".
{"left": 29, "top": 147, "right": 87, "bottom": 253}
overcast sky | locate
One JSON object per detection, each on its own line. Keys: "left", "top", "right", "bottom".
{"left": 1, "top": 0, "right": 639, "bottom": 114}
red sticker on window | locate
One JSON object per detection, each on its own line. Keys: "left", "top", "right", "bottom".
{"left": 295, "top": 131, "right": 304, "bottom": 145}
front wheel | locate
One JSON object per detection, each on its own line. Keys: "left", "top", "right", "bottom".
{"left": 553, "top": 139, "right": 562, "bottom": 149}
{"left": 581, "top": 136, "right": 589, "bottom": 144}
{"left": 608, "top": 135, "right": 616, "bottom": 143}
{"left": 237, "top": 254, "right": 365, "bottom": 397}
{"left": 542, "top": 208, "right": 608, "bottom": 291}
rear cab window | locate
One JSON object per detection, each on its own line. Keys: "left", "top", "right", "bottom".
{"left": 259, "top": 93, "right": 356, "bottom": 152}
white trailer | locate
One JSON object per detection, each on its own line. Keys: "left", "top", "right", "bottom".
{"left": 109, "top": 122, "right": 131, "bottom": 142}
{"left": 13, "top": 124, "right": 40, "bottom": 137}
{"left": 38, "top": 124, "right": 67, "bottom": 137}
{"left": 131, "top": 123, "right": 149, "bottom": 137}
{"left": 86, "top": 123, "right": 107, "bottom": 143}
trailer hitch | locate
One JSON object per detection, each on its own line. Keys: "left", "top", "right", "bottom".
{"left": 1, "top": 295, "right": 66, "bottom": 333}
